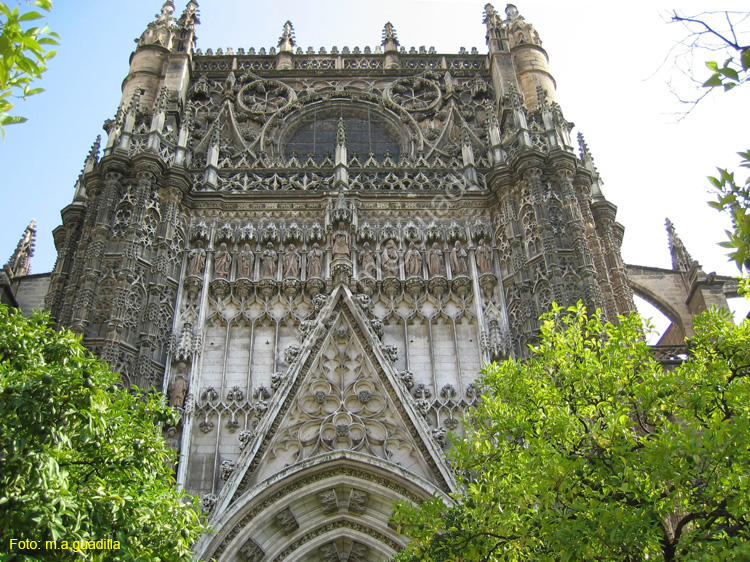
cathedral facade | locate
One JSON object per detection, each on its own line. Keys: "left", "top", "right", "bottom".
{"left": 1, "top": 2, "right": 738, "bottom": 561}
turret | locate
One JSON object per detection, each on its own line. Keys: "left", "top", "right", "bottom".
{"left": 276, "top": 21, "right": 295, "bottom": 70}
{"left": 120, "top": 1, "right": 199, "bottom": 115}
{"left": 484, "top": 3, "right": 556, "bottom": 110}
{"left": 381, "top": 22, "right": 400, "bottom": 69}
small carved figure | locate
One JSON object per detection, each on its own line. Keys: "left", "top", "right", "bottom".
{"left": 187, "top": 240, "right": 206, "bottom": 276}
{"left": 475, "top": 238, "right": 493, "bottom": 274}
{"left": 427, "top": 242, "right": 445, "bottom": 276}
{"left": 404, "top": 241, "right": 423, "bottom": 277}
{"left": 332, "top": 221, "right": 350, "bottom": 260}
{"left": 165, "top": 426, "right": 179, "bottom": 451}
{"left": 450, "top": 240, "right": 468, "bottom": 275}
{"left": 214, "top": 242, "right": 231, "bottom": 278}
{"left": 169, "top": 363, "right": 189, "bottom": 408}
{"left": 307, "top": 243, "right": 323, "bottom": 278}
{"left": 237, "top": 243, "right": 255, "bottom": 278}
{"left": 283, "top": 244, "right": 300, "bottom": 278}
{"left": 360, "top": 242, "right": 377, "bottom": 278}
{"left": 381, "top": 240, "right": 399, "bottom": 277}
{"left": 261, "top": 242, "right": 278, "bottom": 278}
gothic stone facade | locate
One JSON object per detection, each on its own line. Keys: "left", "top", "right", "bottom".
{"left": 32, "top": 2, "right": 737, "bottom": 561}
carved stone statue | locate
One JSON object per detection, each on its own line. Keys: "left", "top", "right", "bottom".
{"left": 427, "top": 242, "right": 445, "bottom": 276}
{"left": 332, "top": 222, "right": 350, "bottom": 260}
{"left": 360, "top": 242, "right": 377, "bottom": 278}
{"left": 214, "top": 242, "right": 231, "bottom": 278}
{"left": 404, "top": 241, "right": 422, "bottom": 277}
{"left": 381, "top": 240, "right": 399, "bottom": 278}
{"left": 307, "top": 243, "right": 323, "bottom": 278}
{"left": 475, "top": 238, "right": 493, "bottom": 274}
{"left": 261, "top": 242, "right": 278, "bottom": 278}
{"left": 169, "top": 363, "right": 189, "bottom": 408}
{"left": 283, "top": 244, "right": 300, "bottom": 278}
{"left": 450, "top": 240, "right": 468, "bottom": 275}
{"left": 237, "top": 243, "right": 255, "bottom": 278}
{"left": 187, "top": 240, "right": 206, "bottom": 276}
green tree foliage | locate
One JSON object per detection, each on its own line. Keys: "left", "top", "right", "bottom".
{"left": 393, "top": 303, "right": 750, "bottom": 562}
{"left": 671, "top": 11, "right": 750, "bottom": 273}
{"left": 0, "top": 305, "right": 206, "bottom": 561}
{"left": 0, "top": 0, "right": 59, "bottom": 136}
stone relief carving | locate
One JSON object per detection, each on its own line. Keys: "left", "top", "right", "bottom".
{"left": 404, "top": 242, "right": 422, "bottom": 277}
{"left": 360, "top": 242, "right": 377, "bottom": 278}
{"left": 220, "top": 460, "right": 237, "bottom": 480}
{"left": 381, "top": 240, "right": 399, "bottom": 277}
{"left": 348, "top": 489, "right": 369, "bottom": 514}
{"left": 261, "top": 242, "right": 278, "bottom": 278}
{"left": 168, "top": 362, "right": 189, "bottom": 408}
{"left": 475, "top": 238, "right": 493, "bottom": 273}
{"left": 318, "top": 489, "right": 339, "bottom": 514}
{"left": 283, "top": 244, "right": 300, "bottom": 278}
{"left": 332, "top": 222, "right": 351, "bottom": 260}
{"left": 186, "top": 240, "right": 206, "bottom": 276}
{"left": 450, "top": 240, "right": 468, "bottom": 275}
{"left": 269, "top": 319, "right": 415, "bottom": 465}
{"left": 238, "top": 537, "right": 264, "bottom": 562}
{"left": 275, "top": 507, "right": 299, "bottom": 534}
{"left": 214, "top": 243, "right": 231, "bottom": 278}
{"left": 427, "top": 242, "right": 445, "bottom": 276}
{"left": 236, "top": 243, "right": 255, "bottom": 278}
{"left": 307, "top": 243, "right": 323, "bottom": 278}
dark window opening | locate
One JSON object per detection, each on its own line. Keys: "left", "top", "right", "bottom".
{"left": 285, "top": 113, "right": 400, "bottom": 165}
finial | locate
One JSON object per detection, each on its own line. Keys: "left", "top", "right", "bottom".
{"left": 484, "top": 99, "right": 499, "bottom": 128}
{"left": 88, "top": 135, "right": 102, "bottom": 162}
{"left": 483, "top": 4, "right": 502, "bottom": 27}
{"left": 577, "top": 133, "right": 593, "bottom": 167}
{"left": 505, "top": 4, "right": 521, "bottom": 21}
{"left": 336, "top": 118, "right": 347, "bottom": 147}
{"left": 4, "top": 220, "right": 36, "bottom": 278}
{"left": 505, "top": 83, "right": 524, "bottom": 110}
{"left": 210, "top": 121, "right": 222, "bottom": 147}
{"left": 138, "top": 1, "right": 177, "bottom": 48}
{"left": 128, "top": 88, "right": 143, "bottom": 114}
{"left": 461, "top": 123, "right": 472, "bottom": 146}
{"left": 178, "top": 0, "right": 199, "bottom": 27}
{"left": 535, "top": 85, "right": 549, "bottom": 111}
{"left": 666, "top": 218, "right": 696, "bottom": 272}
{"left": 382, "top": 22, "right": 399, "bottom": 47}
{"left": 156, "top": 86, "right": 170, "bottom": 113}
{"left": 278, "top": 21, "right": 296, "bottom": 51}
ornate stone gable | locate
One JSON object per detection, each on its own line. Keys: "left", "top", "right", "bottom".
{"left": 218, "top": 285, "right": 454, "bottom": 511}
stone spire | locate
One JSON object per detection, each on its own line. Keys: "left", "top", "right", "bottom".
{"left": 177, "top": 0, "right": 199, "bottom": 31}
{"left": 334, "top": 118, "right": 348, "bottom": 188}
{"left": 278, "top": 21, "right": 296, "bottom": 52}
{"left": 666, "top": 218, "right": 696, "bottom": 272}
{"left": 138, "top": 1, "right": 176, "bottom": 48}
{"left": 504, "top": 4, "right": 542, "bottom": 47}
{"left": 381, "top": 22, "right": 399, "bottom": 48}
{"left": 4, "top": 220, "right": 36, "bottom": 278}
{"left": 483, "top": 3, "right": 503, "bottom": 50}
{"left": 73, "top": 136, "right": 101, "bottom": 202}
{"left": 578, "top": 133, "right": 604, "bottom": 200}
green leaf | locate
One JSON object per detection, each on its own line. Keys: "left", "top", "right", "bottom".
{"left": 17, "top": 10, "right": 43, "bottom": 22}
{"left": 703, "top": 74, "right": 723, "bottom": 87}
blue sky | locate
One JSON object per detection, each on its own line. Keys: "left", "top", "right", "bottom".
{"left": 0, "top": 1, "right": 748, "bottom": 323}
